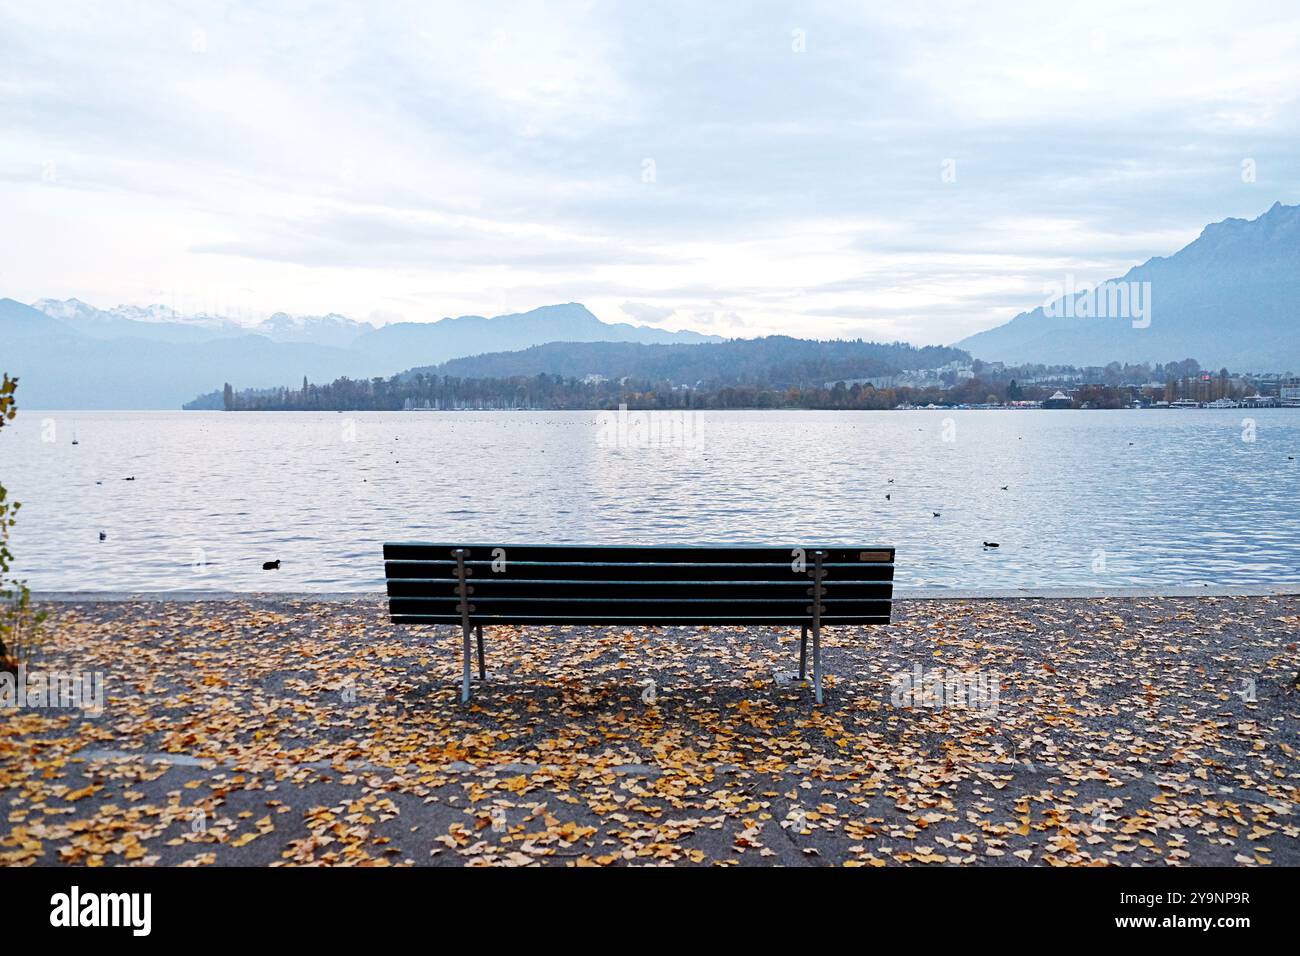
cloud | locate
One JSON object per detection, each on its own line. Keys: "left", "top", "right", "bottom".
{"left": 620, "top": 301, "right": 676, "bottom": 325}
{"left": 1, "top": 0, "right": 1298, "bottom": 341}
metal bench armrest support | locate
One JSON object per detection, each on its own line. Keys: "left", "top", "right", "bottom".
{"left": 453, "top": 549, "right": 474, "bottom": 704}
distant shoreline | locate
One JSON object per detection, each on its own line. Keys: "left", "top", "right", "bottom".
{"left": 18, "top": 404, "right": 1300, "bottom": 414}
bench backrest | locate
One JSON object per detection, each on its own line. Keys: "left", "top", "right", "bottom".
{"left": 383, "top": 543, "right": 895, "bottom": 626}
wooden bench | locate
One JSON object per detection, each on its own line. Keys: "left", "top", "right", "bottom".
{"left": 382, "top": 543, "right": 896, "bottom": 704}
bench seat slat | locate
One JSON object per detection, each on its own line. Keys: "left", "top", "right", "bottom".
{"left": 383, "top": 558, "right": 892, "bottom": 567}
{"left": 384, "top": 543, "right": 893, "bottom": 564}
{"left": 384, "top": 562, "right": 894, "bottom": 583}
{"left": 389, "top": 598, "right": 892, "bottom": 618}
{"left": 391, "top": 614, "right": 893, "bottom": 625}
{"left": 384, "top": 580, "right": 894, "bottom": 587}
{"left": 386, "top": 581, "right": 894, "bottom": 600}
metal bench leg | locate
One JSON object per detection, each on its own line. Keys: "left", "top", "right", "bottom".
{"left": 812, "top": 621, "right": 823, "bottom": 705}
{"left": 799, "top": 625, "right": 808, "bottom": 680}
{"left": 460, "top": 623, "right": 472, "bottom": 703}
{"left": 476, "top": 623, "right": 485, "bottom": 681}
{"left": 453, "top": 548, "right": 475, "bottom": 704}
{"left": 811, "top": 550, "right": 825, "bottom": 705}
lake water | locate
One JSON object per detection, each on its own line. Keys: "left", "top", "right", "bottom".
{"left": 4, "top": 409, "right": 1299, "bottom": 592}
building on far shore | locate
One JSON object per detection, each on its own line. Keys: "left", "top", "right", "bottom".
{"left": 1043, "top": 390, "right": 1072, "bottom": 409}
{"left": 1243, "top": 393, "right": 1279, "bottom": 407}
{"left": 1281, "top": 377, "right": 1300, "bottom": 406}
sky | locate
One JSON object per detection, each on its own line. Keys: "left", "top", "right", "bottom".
{"left": 1, "top": 0, "right": 1298, "bottom": 346}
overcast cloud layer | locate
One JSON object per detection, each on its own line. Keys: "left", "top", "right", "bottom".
{"left": 1, "top": 0, "right": 1297, "bottom": 344}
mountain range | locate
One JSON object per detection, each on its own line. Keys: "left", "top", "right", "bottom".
{"left": 958, "top": 201, "right": 1300, "bottom": 371}
{"left": 5, "top": 202, "right": 1298, "bottom": 408}
{"left": 0, "top": 300, "right": 720, "bottom": 408}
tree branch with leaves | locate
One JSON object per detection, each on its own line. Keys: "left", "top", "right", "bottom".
{"left": 1, "top": 373, "right": 42, "bottom": 672}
